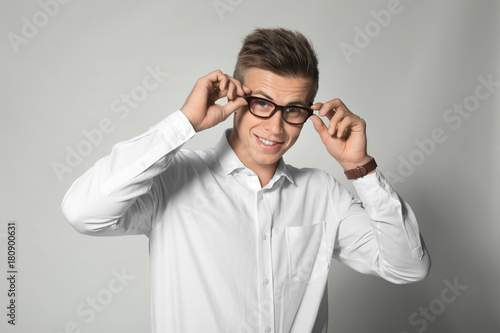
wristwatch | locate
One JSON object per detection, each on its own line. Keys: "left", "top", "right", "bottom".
{"left": 344, "top": 158, "right": 377, "bottom": 180}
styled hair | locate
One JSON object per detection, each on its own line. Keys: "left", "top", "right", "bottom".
{"left": 233, "top": 28, "right": 319, "bottom": 103}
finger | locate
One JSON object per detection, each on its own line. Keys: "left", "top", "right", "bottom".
{"left": 309, "top": 114, "right": 329, "bottom": 139}
{"left": 328, "top": 98, "right": 347, "bottom": 110}
{"left": 335, "top": 115, "right": 354, "bottom": 138}
{"left": 209, "top": 84, "right": 226, "bottom": 102}
{"left": 209, "top": 71, "right": 229, "bottom": 95}
{"left": 218, "top": 74, "right": 229, "bottom": 93}
{"left": 242, "top": 85, "right": 252, "bottom": 97}
{"left": 320, "top": 107, "right": 336, "bottom": 119}
{"left": 219, "top": 75, "right": 249, "bottom": 101}
{"left": 311, "top": 102, "right": 324, "bottom": 111}
{"left": 314, "top": 102, "right": 336, "bottom": 118}
{"left": 312, "top": 103, "right": 338, "bottom": 135}
{"left": 226, "top": 76, "right": 248, "bottom": 99}
{"left": 313, "top": 98, "right": 356, "bottom": 136}
{"left": 226, "top": 81, "right": 237, "bottom": 101}
{"left": 221, "top": 96, "right": 248, "bottom": 118}
{"left": 318, "top": 98, "right": 347, "bottom": 117}
{"left": 327, "top": 108, "right": 347, "bottom": 136}
{"left": 206, "top": 70, "right": 226, "bottom": 87}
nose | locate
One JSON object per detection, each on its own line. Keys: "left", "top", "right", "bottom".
{"left": 263, "top": 108, "right": 284, "bottom": 134}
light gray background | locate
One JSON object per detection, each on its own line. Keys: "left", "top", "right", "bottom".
{"left": 1, "top": 0, "right": 499, "bottom": 332}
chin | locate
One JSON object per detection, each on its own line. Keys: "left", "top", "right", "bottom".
{"left": 252, "top": 149, "right": 285, "bottom": 165}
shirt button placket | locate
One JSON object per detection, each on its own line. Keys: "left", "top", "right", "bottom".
{"left": 256, "top": 190, "right": 274, "bottom": 333}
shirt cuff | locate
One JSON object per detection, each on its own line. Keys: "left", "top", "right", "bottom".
{"left": 350, "top": 169, "right": 402, "bottom": 222}
{"left": 154, "top": 110, "right": 196, "bottom": 144}
{"left": 351, "top": 169, "right": 396, "bottom": 203}
{"left": 351, "top": 169, "right": 424, "bottom": 260}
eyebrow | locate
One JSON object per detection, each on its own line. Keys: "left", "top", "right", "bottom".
{"left": 254, "top": 91, "right": 308, "bottom": 107}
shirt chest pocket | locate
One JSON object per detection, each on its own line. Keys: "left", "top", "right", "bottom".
{"left": 286, "top": 221, "right": 330, "bottom": 284}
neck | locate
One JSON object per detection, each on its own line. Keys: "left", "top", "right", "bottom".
{"left": 255, "top": 165, "right": 277, "bottom": 188}
{"left": 228, "top": 131, "right": 278, "bottom": 188}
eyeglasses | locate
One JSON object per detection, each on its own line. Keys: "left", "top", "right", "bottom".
{"left": 245, "top": 96, "right": 313, "bottom": 125}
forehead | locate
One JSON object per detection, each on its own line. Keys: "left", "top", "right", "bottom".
{"left": 244, "top": 68, "right": 313, "bottom": 105}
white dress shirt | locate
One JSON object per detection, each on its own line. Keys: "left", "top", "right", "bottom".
{"left": 61, "top": 110, "right": 430, "bottom": 333}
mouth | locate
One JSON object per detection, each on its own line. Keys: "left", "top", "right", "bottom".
{"left": 257, "top": 136, "right": 279, "bottom": 146}
{"left": 255, "top": 135, "right": 284, "bottom": 151}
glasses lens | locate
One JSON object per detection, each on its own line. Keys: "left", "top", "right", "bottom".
{"left": 283, "top": 106, "right": 310, "bottom": 124}
{"left": 249, "top": 98, "right": 274, "bottom": 117}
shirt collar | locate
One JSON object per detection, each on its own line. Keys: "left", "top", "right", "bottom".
{"left": 215, "top": 129, "right": 294, "bottom": 185}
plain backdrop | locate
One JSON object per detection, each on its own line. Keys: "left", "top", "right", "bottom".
{"left": 1, "top": 0, "right": 499, "bottom": 332}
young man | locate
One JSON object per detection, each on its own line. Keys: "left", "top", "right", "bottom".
{"left": 62, "top": 28, "right": 430, "bottom": 332}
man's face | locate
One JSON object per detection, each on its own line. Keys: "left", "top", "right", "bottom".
{"left": 228, "top": 67, "right": 313, "bottom": 172}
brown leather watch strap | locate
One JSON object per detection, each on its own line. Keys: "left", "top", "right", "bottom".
{"left": 344, "top": 158, "right": 377, "bottom": 180}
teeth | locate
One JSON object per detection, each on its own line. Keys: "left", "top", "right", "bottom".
{"left": 258, "top": 136, "right": 278, "bottom": 146}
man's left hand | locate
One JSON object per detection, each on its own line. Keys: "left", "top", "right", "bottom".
{"left": 309, "top": 98, "right": 372, "bottom": 170}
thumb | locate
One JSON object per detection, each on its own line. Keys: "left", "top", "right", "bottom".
{"left": 309, "top": 114, "right": 328, "bottom": 138}
{"left": 221, "top": 97, "right": 247, "bottom": 119}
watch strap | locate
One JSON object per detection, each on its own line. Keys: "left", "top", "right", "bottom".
{"left": 344, "top": 158, "right": 377, "bottom": 180}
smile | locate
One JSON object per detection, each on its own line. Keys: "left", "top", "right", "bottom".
{"left": 257, "top": 136, "right": 279, "bottom": 146}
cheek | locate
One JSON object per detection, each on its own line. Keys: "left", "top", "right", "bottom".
{"left": 235, "top": 108, "right": 250, "bottom": 125}
{"left": 286, "top": 127, "right": 303, "bottom": 145}
{"left": 238, "top": 112, "right": 261, "bottom": 134}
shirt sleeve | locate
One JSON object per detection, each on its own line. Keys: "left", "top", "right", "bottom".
{"left": 61, "top": 110, "right": 196, "bottom": 237}
{"left": 332, "top": 170, "right": 431, "bottom": 283}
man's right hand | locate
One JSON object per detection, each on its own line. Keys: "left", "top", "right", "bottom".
{"left": 180, "top": 70, "right": 252, "bottom": 132}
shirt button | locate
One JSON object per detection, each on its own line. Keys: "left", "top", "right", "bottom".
{"left": 177, "top": 132, "right": 186, "bottom": 141}
{"left": 264, "top": 278, "right": 269, "bottom": 286}
{"left": 265, "top": 327, "right": 271, "bottom": 333}
{"left": 262, "top": 233, "right": 267, "bottom": 240}
{"left": 257, "top": 193, "right": 263, "bottom": 200}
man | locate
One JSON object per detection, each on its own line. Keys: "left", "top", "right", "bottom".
{"left": 62, "top": 28, "right": 430, "bottom": 332}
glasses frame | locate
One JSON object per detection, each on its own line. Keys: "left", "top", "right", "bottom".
{"left": 244, "top": 96, "right": 314, "bottom": 125}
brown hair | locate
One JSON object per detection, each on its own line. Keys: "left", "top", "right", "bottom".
{"left": 233, "top": 28, "right": 319, "bottom": 103}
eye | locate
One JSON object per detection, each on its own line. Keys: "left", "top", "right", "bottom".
{"left": 256, "top": 99, "right": 270, "bottom": 108}
{"left": 285, "top": 106, "right": 300, "bottom": 114}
